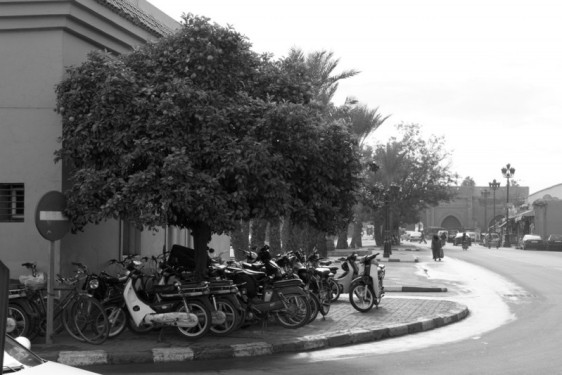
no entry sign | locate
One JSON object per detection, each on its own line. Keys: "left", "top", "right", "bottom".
{"left": 35, "top": 191, "right": 70, "bottom": 241}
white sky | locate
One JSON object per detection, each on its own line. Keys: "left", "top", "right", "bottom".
{"left": 153, "top": 0, "right": 562, "bottom": 194}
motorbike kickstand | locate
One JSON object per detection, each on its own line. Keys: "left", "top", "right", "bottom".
{"left": 157, "top": 327, "right": 165, "bottom": 342}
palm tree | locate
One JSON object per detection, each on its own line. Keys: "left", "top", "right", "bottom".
{"left": 286, "top": 48, "right": 360, "bottom": 106}
{"left": 349, "top": 104, "right": 390, "bottom": 147}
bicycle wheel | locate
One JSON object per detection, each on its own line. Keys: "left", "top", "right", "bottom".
{"left": 67, "top": 296, "right": 110, "bottom": 344}
{"left": 7, "top": 303, "right": 32, "bottom": 338}
{"left": 104, "top": 303, "right": 127, "bottom": 338}
{"left": 36, "top": 296, "right": 64, "bottom": 337}
{"left": 62, "top": 298, "right": 85, "bottom": 342}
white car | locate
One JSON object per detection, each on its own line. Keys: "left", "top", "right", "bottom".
{"left": 3, "top": 335, "right": 100, "bottom": 374}
{"left": 407, "top": 231, "right": 422, "bottom": 242}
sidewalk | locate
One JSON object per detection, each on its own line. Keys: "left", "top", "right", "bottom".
{"left": 32, "top": 242, "right": 469, "bottom": 367}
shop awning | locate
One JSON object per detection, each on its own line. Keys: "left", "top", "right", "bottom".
{"left": 513, "top": 209, "right": 534, "bottom": 222}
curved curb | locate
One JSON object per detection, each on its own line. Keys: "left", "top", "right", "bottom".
{"left": 53, "top": 304, "right": 469, "bottom": 367}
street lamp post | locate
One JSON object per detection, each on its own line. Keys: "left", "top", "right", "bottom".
{"left": 481, "top": 189, "right": 490, "bottom": 233}
{"left": 501, "top": 163, "right": 516, "bottom": 247}
{"left": 489, "top": 179, "right": 501, "bottom": 237}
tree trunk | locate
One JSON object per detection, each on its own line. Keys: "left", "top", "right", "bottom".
{"left": 336, "top": 228, "right": 349, "bottom": 249}
{"left": 374, "top": 222, "right": 383, "bottom": 247}
{"left": 250, "top": 219, "right": 267, "bottom": 249}
{"left": 192, "top": 221, "right": 212, "bottom": 281}
{"left": 230, "top": 220, "right": 250, "bottom": 260}
{"left": 267, "top": 217, "right": 281, "bottom": 254}
{"left": 315, "top": 232, "right": 328, "bottom": 258}
{"left": 349, "top": 221, "right": 363, "bottom": 248}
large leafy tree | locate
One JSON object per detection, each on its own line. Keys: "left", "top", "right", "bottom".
{"left": 54, "top": 14, "right": 361, "bottom": 278}
{"left": 362, "top": 123, "right": 458, "bottom": 245}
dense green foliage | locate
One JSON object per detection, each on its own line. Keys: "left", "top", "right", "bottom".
{"left": 54, "top": 15, "right": 362, "bottom": 246}
{"left": 361, "top": 123, "right": 458, "bottom": 243}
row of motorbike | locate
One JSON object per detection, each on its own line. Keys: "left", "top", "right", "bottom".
{"left": 9, "top": 244, "right": 386, "bottom": 342}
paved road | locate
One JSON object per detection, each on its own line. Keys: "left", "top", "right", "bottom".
{"left": 88, "top": 243, "right": 562, "bottom": 374}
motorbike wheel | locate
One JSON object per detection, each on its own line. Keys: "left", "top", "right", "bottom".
{"left": 176, "top": 300, "right": 212, "bottom": 340}
{"left": 329, "top": 279, "right": 340, "bottom": 302}
{"left": 349, "top": 283, "right": 375, "bottom": 313}
{"left": 104, "top": 303, "right": 127, "bottom": 338}
{"left": 307, "top": 293, "right": 320, "bottom": 323}
{"left": 7, "top": 303, "right": 32, "bottom": 338}
{"left": 318, "top": 284, "right": 331, "bottom": 316}
{"left": 210, "top": 297, "right": 240, "bottom": 336}
{"left": 273, "top": 293, "right": 311, "bottom": 329}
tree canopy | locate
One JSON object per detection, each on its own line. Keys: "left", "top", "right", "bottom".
{"left": 362, "top": 123, "right": 458, "bottom": 230}
{"left": 54, "top": 14, "right": 362, "bottom": 257}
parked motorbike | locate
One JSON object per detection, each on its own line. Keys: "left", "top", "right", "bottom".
{"left": 123, "top": 264, "right": 213, "bottom": 340}
{"left": 224, "top": 246, "right": 311, "bottom": 329}
{"left": 162, "top": 245, "right": 244, "bottom": 336}
{"left": 348, "top": 252, "right": 385, "bottom": 313}
{"left": 329, "top": 253, "right": 359, "bottom": 302}
{"left": 274, "top": 250, "right": 321, "bottom": 322}
{"left": 300, "top": 250, "right": 334, "bottom": 319}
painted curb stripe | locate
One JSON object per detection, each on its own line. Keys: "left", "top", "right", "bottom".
{"left": 153, "top": 347, "right": 194, "bottom": 363}
{"left": 232, "top": 342, "right": 273, "bottom": 357}
{"left": 58, "top": 350, "right": 108, "bottom": 366}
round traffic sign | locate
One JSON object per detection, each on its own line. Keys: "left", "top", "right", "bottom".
{"left": 35, "top": 191, "right": 70, "bottom": 241}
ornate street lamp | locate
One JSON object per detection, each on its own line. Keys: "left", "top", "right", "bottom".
{"left": 501, "top": 163, "right": 516, "bottom": 247}
{"left": 383, "top": 184, "right": 401, "bottom": 258}
{"left": 489, "top": 179, "right": 501, "bottom": 236}
{"left": 481, "top": 189, "right": 490, "bottom": 233}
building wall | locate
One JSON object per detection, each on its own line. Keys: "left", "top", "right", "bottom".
{"left": 421, "top": 185, "right": 530, "bottom": 235}
{"left": 0, "top": 0, "right": 188, "bottom": 278}
{"left": 533, "top": 200, "right": 562, "bottom": 239}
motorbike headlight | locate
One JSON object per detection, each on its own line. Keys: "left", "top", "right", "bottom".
{"left": 88, "top": 278, "right": 100, "bottom": 290}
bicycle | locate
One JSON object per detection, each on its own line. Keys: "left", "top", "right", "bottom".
{"left": 19, "top": 262, "right": 110, "bottom": 344}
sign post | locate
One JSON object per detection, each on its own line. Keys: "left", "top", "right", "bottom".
{"left": 35, "top": 191, "right": 70, "bottom": 345}
{"left": 0, "top": 261, "right": 9, "bottom": 372}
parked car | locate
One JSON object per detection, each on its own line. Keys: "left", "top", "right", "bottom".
{"left": 3, "top": 334, "right": 101, "bottom": 374}
{"left": 482, "top": 232, "right": 500, "bottom": 247}
{"left": 519, "top": 234, "right": 545, "bottom": 250}
{"left": 546, "top": 234, "right": 562, "bottom": 251}
{"left": 453, "top": 232, "right": 474, "bottom": 246}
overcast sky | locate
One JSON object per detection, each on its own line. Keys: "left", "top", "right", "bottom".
{"left": 154, "top": 0, "right": 562, "bottom": 195}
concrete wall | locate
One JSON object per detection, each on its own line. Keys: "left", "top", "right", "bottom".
{"left": 0, "top": 0, "right": 182, "bottom": 278}
{"left": 534, "top": 200, "right": 562, "bottom": 239}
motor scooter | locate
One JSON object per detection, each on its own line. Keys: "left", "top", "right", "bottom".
{"left": 123, "top": 266, "right": 213, "bottom": 340}
{"left": 348, "top": 252, "right": 385, "bottom": 313}
{"left": 328, "top": 253, "right": 359, "bottom": 301}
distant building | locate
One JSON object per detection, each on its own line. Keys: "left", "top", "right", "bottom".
{"left": 420, "top": 184, "right": 530, "bottom": 239}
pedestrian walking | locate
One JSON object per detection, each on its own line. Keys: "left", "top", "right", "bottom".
{"left": 440, "top": 231, "right": 447, "bottom": 247}
{"left": 431, "top": 234, "right": 443, "bottom": 261}
{"left": 419, "top": 231, "right": 427, "bottom": 244}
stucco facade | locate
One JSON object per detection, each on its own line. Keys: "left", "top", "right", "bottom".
{"left": 0, "top": 0, "right": 229, "bottom": 279}
{"left": 421, "top": 184, "right": 530, "bottom": 235}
